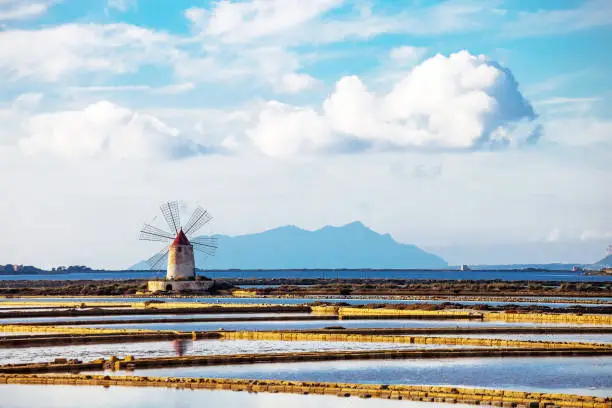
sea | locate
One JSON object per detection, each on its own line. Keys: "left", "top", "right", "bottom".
{"left": 1, "top": 269, "right": 611, "bottom": 282}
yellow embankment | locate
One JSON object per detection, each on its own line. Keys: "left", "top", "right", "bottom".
{"left": 231, "top": 290, "right": 258, "bottom": 298}
{"left": 0, "top": 374, "right": 609, "bottom": 407}
{"left": 312, "top": 305, "right": 612, "bottom": 325}
{"left": 0, "top": 324, "right": 157, "bottom": 335}
{"left": 312, "top": 306, "right": 480, "bottom": 318}
{"left": 483, "top": 312, "right": 612, "bottom": 325}
{"left": 339, "top": 307, "right": 480, "bottom": 318}
{"left": 130, "top": 302, "right": 302, "bottom": 309}
{"left": 220, "top": 331, "right": 611, "bottom": 349}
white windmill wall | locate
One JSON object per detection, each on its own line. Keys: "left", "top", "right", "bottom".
{"left": 167, "top": 244, "right": 195, "bottom": 280}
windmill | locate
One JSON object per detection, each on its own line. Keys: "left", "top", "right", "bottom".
{"left": 139, "top": 201, "right": 218, "bottom": 282}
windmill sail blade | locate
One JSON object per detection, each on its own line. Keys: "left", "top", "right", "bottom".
{"left": 190, "top": 236, "right": 218, "bottom": 247}
{"left": 192, "top": 237, "right": 218, "bottom": 257}
{"left": 192, "top": 243, "right": 217, "bottom": 257}
{"left": 139, "top": 224, "right": 174, "bottom": 242}
{"left": 145, "top": 247, "right": 169, "bottom": 270}
{"left": 160, "top": 201, "right": 181, "bottom": 234}
{"left": 183, "top": 206, "right": 212, "bottom": 236}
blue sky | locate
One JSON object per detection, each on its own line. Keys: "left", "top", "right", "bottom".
{"left": 0, "top": 0, "right": 611, "bottom": 268}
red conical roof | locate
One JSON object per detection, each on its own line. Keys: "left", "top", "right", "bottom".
{"left": 172, "top": 229, "right": 191, "bottom": 246}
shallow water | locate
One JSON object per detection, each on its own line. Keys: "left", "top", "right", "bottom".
{"left": 2, "top": 296, "right": 609, "bottom": 308}
{"left": 1, "top": 312, "right": 311, "bottom": 324}
{"left": 76, "top": 319, "right": 609, "bottom": 331}
{"left": 0, "top": 339, "right": 474, "bottom": 365}
{"left": 0, "top": 384, "right": 472, "bottom": 408}
{"left": 0, "top": 331, "right": 32, "bottom": 337}
{"left": 94, "top": 356, "right": 612, "bottom": 397}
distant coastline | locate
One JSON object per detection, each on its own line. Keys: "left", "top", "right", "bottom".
{"left": 0, "top": 266, "right": 594, "bottom": 275}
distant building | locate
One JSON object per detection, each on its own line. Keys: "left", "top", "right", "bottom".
{"left": 460, "top": 264, "right": 471, "bottom": 271}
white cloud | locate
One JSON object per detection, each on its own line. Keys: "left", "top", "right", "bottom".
{"left": 18, "top": 101, "right": 206, "bottom": 160}
{"left": 11, "top": 92, "right": 44, "bottom": 109}
{"left": 107, "top": 0, "right": 137, "bottom": 12}
{"left": 503, "top": 0, "right": 612, "bottom": 37}
{"left": 184, "top": 0, "right": 507, "bottom": 49}
{"left": 156, "top": 82, "right": 195, "bottom": 95}
{"left": 246, "top": 51, "right": 538, "bottom": 156}
{"left": 538, "top": 97, "right": 601, "bottom": 106}
{"left": 277, "top": 73, "right": 319, "bottom": 93}
{"left": 546, "top": 228, "right": 561, "bottom": 242}
{"left": 543, "top": 116, "right": 612, "bottom": 146}
{"left": 190, "top": 0, "right": 345, "bottom": 44}
{"left": 176, "top": 45, "right": 319, "bottom": 94}
{"left": 246, "top": 101, "right": 334, "bottom": 157}
{"left": 67, "top": 82, "right": 195, "bottom": 95}
{"left": 0, "top": 23, "right": 180, "bottom": 81}
{"left": 0, "top": 1, "right": 54, "bottom": 22}
{"left": 389, "top": 46, "right": 428, "bottom": 65}
{"left": 580, "top": 230, "right": 612, "bottom": 241}
{"left": 177, "top": 0, "right": 505, "bottom": 96}
{"left": 0, "top": 19, "right": 316, "bottom": 94}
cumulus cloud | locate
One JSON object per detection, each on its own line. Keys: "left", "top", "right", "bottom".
{"left": 278, "top": 73, "right": 319, "bottom": 93}
{"left": 246, "top": 50, "right": 539, "bottom": 156}
{"left": 246, "top": 101, "right": 334, "bottom": 157}
{"left": 18, "top": 101, "right": 207, "bottom": 160}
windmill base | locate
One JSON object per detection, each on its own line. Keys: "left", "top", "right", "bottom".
{"left": 147, "top": 280, "right": 214, "bottom": 294}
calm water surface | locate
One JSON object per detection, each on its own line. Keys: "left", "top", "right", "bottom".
{"left": 94, "top": 356, "right": 612, "bottom": 397}
{"left": 0, "top": 385, "right": 472, "bottom": 408}
{"left": 0, "top": 339, "right": 473, "bottom": 365}
{"left": 1, "top": 313, "right": 311, "bottom": 324}
{"left": 2, "top": 296, "right": 608, "bottom": 308}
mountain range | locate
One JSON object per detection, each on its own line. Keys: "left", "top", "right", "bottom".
{"left": 133, "top": 221, "right": 447, "bottom": 270}
{"left": 594, "top": 254, "right": 612, "bottom": 268}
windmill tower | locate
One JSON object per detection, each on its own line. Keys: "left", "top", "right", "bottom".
{"left": 167, "top": 229, "right": 195, "bottom": 280}
{"left": 139, "top": 201, "right": 218, "bottom": 293}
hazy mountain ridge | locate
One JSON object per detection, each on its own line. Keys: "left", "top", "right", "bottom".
{"left": 594, "top": 254, "right": 612, "bottom": 268}
{"left": 134, "top": 221, "right": 447, "bottom": 270}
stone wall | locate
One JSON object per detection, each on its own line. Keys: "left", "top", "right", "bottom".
{"left": 220, "top": 331, "right": 612, "bottom": 350}
{"left": 147, "top": 280, "right": 214, "bottom": 293}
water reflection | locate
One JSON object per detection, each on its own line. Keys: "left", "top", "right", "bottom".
{"left": 0, "top": 339, "right": 457, "bottom": 365}
{"left": 2, "top": 312, "right": 311, "bottom": 324}
{"left": 172, "top": 339, "right": 189, "bottom": 356}
{"left": 0, "top": 384, "right": 474, "bottom": 408}
{"left": 95, "top": 356, "right": 612, "bottom": 397}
